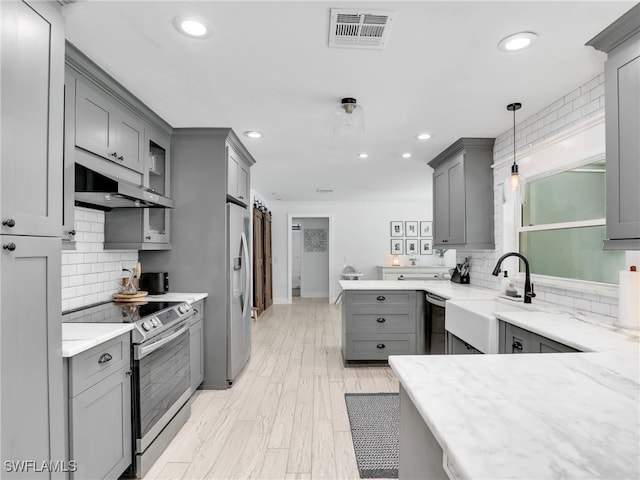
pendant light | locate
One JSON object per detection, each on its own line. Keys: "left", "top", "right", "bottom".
{"left": 503, "top": 102, "right": 525, "bottom": 203}
{"left": 333, "top": 97, "right": 364, "bottom": 134}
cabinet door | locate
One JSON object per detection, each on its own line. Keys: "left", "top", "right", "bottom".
{"left": 143, "top": 209, "right": 170, "bottom": 244}
{"left": 447, "top": 155, "right": 466, "bottom": 245}
{"left": 115, "top": 110, "right": 145, "bottom": 173}
{"left": 75, "top": 79, "right": 117, "bottom": 161}
{"left": 253, "top": 208, "right": 265, "bottom": 316}
{"left": 144, "top": 128, "right": 170, "bottom": 197}
{"left": 227, "top": 145, "right": 239, "bottom": 198}
{"left": 1, "top": 235, "right": 65, "bottom": 479}
{"left": 190, "top": 320, "right": 204, "bottom": 393}
{"left": 238, "top": 162, "right": 249, "bottom": 203}
{"left": 432, "top": 167, "right": 450, "bottom": 244}
{"left": 503, "top": 323, "right": 532, "bottom": 353}
{"left": 63, "top": 72, "right": 78, "bottom": 243}
{"left": 1, "top": 0, "right": 64, "bottom": 237}
{"left": 70, "top": 367, "right": 132, "bottom": 480}
{"left": 605, "top": 35, "right": 640, "bottom": 242}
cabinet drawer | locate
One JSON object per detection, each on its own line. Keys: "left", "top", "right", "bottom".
{"left": 346, "top": 291, "right": 415, "bottom": 307}
{"left": 345, "top": 334, "right": 416, "bottom": 361}
{"left": 69, "top": 333, "right": 131, "bottom": 397}
{"left": 346, "top": 308, "right": 415, "bottom": 334}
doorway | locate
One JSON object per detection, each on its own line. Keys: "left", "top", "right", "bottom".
{"left": 288, "top": 215, "right": 332, "bottom": 304}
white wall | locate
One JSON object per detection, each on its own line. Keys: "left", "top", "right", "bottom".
{"left": 269, "top": 200, "right": 436, "bottom": 303}
{"left": 295, "top": 217, "right": 329, "bottom": 297}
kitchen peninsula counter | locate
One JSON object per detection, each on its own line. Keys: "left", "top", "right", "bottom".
{"left": 339, "top": 280, "right": 495, "bottom": 301}
{"left": 389, "top": 309, "right": 640, "bottom": 479}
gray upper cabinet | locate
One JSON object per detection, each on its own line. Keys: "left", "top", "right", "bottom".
{"left": 587, "top": 4, "right": 640, "bottom": 250}
{"left": 75, "top": 78, "right": 145, "bottom": 174}
{"left": 1, "top": 0, "right": 64, "bottom": 238}
{"left": 428, "top": 138, "right": 495, "bottom": 249}
{"left": 227, "top": 143, "right": 251, "bottom": 205}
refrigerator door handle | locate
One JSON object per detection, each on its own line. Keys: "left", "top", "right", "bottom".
{"left": 240, "top": 230, "right": 250, "bottom": 317}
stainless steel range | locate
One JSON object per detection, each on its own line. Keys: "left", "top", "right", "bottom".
{"left": 63, "top": 300, "right": 194, "bottom": 478}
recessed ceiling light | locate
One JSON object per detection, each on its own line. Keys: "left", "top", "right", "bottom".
{"left": 358, "top": 153, "right": 369, "bottom": 159}
{"left": 498, "top": 32, "right": 538, "bottom": 52}
{"left": 416, "top": 133, "right": 432, "bottom": 140}
{"left": 244, "top": 131, "right": 263, "bottom": 139}
{"left": 402, "top": 153, "right": 412, "bottom": 159}
{"left": 173, "top": 16, "right": 212, "bottom": 39}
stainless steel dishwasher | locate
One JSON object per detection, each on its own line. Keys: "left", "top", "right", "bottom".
{"left": 425, "top": 293, "right": 446, "bottom": 354}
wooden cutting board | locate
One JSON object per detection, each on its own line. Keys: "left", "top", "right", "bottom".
{"left": 112, "top": 291, "right": 148, "bottom": 301}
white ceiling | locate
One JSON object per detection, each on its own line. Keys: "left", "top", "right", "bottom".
{"left": 62, "top": 1, "right": 635, "bottom": 203}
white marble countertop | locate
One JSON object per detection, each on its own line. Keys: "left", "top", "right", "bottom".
{"left": 390, "top": 309, "right": 640, "bottom": 479}
{"left": 145, "top": 292, "right": 208, "bottom": 303}
{"left": 62, "top": 323, "right": 134, "bottom": 358}
{"left": 339, "top": 280, "right": 494, "bottom": 300}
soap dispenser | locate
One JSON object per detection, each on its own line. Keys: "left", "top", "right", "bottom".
{"left": 502, "top": 271, "right": 518, "bottom": 297}
{"left": 501, "top": 271, "right": 511, "bottom": 294}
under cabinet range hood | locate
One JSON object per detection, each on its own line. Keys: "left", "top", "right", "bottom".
{"left": 74, "top": 164, "right": 174, "bottom": 210}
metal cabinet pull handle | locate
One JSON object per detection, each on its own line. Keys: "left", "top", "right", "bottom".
{"left": 193, "top": 308, "right": 199, "bottom": 314}
{"left": 145, "top": 236, "right": 151, "bottom": 240}
{"left": 376, "top": 295, "right": 385, "bottom": 301}
{"left": 376, "top": 343, "right": 386, "bottom": 349}
{"left": 125, "top": 370, "right": 132, "bottom": 376}
{"left": 68, "top": 229, "right": 76, "bottom": 236}
{"left": 376, "top": 317, "right": 386, "bottom": 323}
{"left": 2, "top": 218, "right": 16, "bottom": 228}
{"left": 98, "top": 353, "right": 113, "bottom": 364}
{"left": 465, "top": 343, "right": 473, "bottom": 350}
{"left": 110, "top": 152, "right": 118, "bottom": 158}
{"left": 512, "top": 341, "right": 523, "bottom": 351}
{"left": 117, "top": 155, "right": 124, "bottom": 161}
{"left": 2, "top": 243, "right": 16, "bottom": 252}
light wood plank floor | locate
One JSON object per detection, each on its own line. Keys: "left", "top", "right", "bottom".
{"left": 143, "top": 298, "right": 399, "bottom": 480}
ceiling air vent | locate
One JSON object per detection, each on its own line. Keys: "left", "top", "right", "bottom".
{"left": 329, "top": 9, "right": 395, "bottom": 49}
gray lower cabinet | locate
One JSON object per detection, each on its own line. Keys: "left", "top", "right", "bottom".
{"left": 398, "top": 385, "right": 448, "bottom": 479}
{"left": 190, "top": 300, "right": 205, "bottom": 393}
{"left": 67, "top": 333, "right": 132, "bottom": 480}
{"left": 499, "top": 321, "right": 579, "bottom": 354}
{"left": 428, "top": 138, "right": 495, "bottom": 250}
{"left": 587, "top": 4, "right": 640, "bottom": 250}
{"left": 447, "top": 332, "right": 482, "bottom": 354}
{"left": 342, "top": 291, "right": 424, "bottom": 362}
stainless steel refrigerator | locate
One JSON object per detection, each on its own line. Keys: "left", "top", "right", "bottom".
{"left": 227, "top": 202, "right": 251, "bottom": 382}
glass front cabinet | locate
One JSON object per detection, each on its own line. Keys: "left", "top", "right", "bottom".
{"left": 143, "top": 128, "right": 170, "bottom": 245}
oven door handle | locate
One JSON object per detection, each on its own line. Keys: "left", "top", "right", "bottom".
{"left": 135, "top": 321, "right": 190, "bottom": 360}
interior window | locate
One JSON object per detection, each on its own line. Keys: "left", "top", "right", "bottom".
{"left": 518, "top": 159, "right": 626, "bottom": 284}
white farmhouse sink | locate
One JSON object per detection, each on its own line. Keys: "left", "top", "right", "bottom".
{"left": 446, "top": 299, "right": 528, "bottom": 353}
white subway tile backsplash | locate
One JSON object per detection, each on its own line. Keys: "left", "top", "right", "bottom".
{"left": 61, "top": 207, "right": 138, "bottom": 311}
{"left": 464, "top": 74, "right": 615, "bottom": 319}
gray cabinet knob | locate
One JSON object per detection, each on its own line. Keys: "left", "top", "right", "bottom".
{"left": 2, "top": 218, "right": 16, "bottom": 228}
{"left": 3, "top": 243, "right": 16, "bottom": 252}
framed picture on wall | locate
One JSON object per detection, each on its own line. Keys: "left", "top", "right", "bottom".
{"left": 406, "top": 239, "right": 418, "bottom": 255}
{"left": 405, "top": 221, "right": 418, "bottom": 237}
{"left": 391, "top": 239, "right": 404, "bottom": 255}
{"left": 420, "top": 238, "right": 433, "bottom": 255}
{"left": 420, "top": 221, "right": 433, "bottom": 237}
{"left": 390, "top": 221, "right": 404, "bottom": 237}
